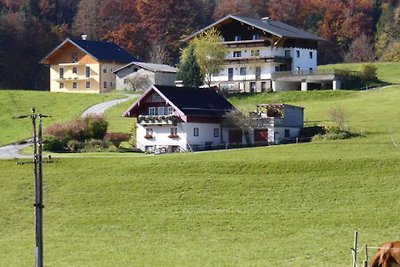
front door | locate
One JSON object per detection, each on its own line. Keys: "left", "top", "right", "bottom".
{"left": 229, "top": 129, "right": 242, "bottom": 144}
{"left": 254, "top": 129, "right": 268, "bottom": 144}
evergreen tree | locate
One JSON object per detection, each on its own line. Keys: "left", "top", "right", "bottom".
{"left": 177, "top": 45, "right": 203, "bottom": 87}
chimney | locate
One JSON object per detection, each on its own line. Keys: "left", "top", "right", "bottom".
{"left": 81, "top": 34, "right": 88, "bottom": 40}
{"left": 261, "top": 17, "right": 270, "bottom": 22}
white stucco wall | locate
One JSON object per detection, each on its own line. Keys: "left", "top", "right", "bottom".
{"left": 136, "top": 122, "right": 224, "bottom": 152}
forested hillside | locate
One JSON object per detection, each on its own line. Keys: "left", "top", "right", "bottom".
{"left": 0, "top": 0, "right": 399, "bottom": 90}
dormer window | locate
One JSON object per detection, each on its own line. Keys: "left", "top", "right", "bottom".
{"left": 234, "top": 35, "right": 241, "bottom": 41}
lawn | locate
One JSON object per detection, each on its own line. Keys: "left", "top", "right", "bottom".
{"left": 318, "top": 62, "right": 400, "bottom": 84}
{"left": 0, "top": 90, "right": 124, "bottom": 146}
{"left": 2, "top": 85, "right": 400, "bottom": 266}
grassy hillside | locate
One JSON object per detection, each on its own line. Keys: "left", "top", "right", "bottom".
{"left": 0, "top": 90, "right": 124, "bottom": 145}
{"left": 2, "top": 86, "right": 400, "bottom": 266}
{"left": 319, "top": 62, "right": 400, "bottom": 84}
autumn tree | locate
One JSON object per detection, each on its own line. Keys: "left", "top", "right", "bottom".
{"left": 177, "top": 45, "right": 203, "bottom": 87}
{"left": 344, "top": 34, "right": 376, "bottom": 63}
{"left": 188, "top": 28, "right": 227, "bottom": 87}
{"left": 213, "top": 0, "right": 256, "bottom": 19}
{"left": 136, "top": 0, "right": 203, "bottom": 63}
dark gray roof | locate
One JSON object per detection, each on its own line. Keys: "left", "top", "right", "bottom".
{"left": 40, "top": 38, "right": 137, "bottom": 64}
{"left": 184, "top": 14, "right": 326, "bottom": 42}
{"left": 123, "top": 85, "right": 235, "bottom": 118}
{"left": 113, "top": 61, "right": 177, "bottom": 74}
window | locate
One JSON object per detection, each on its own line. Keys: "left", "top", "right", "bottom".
{"left": 296, "top": 50, "right": 300, "bottom": 58}
{"left": 309, "top": 68, "right": 313, "bottom": 74}
{"left": 233, "top": 51, "right": 241, "bottom": 58}
{"left": 103, "top": 67, "right": 107, "bottom": 73}
{"left": 193, "top": 127, "right": 199, "bottom": 137}
{"left": 285, "top": 50, "right": 291, "bottom": 57}
{"left": 252, "top": 34, "right": 260, "bottom": 40}
{"left": 59, "top": 67, "right": 64, "bottom": 79}
{"left": 71, "top": 52, "right": 78, "bottom": 62}
{"left": 256, "top": 67, "right": 261, "bottom": 79}
{"left": 275, "top": 66, "right": 280, "bottom": 72}
{"left": 72, "top": 82, "right": 77, "bottom": 89}
{"left": 158, "top": 106, "right": 166, "bottom": 115}
{"left": 251, "top": 50, "right": 260, "bottom": 56}
{"left": 234, "top": 35, "right": 241, "bottom": 41}
{"left": 309, "top": 51, "right": 313, "bottom": 59}
{"left": 285, "top": 129, "right": 290, "bottom": 138}
{"left": 110, "top": 81, "right": 113, "bottom": 88}
{"left": 214, "top": 128, "right": 219, "bottom": 137}
{"left": 86, "top": 66, "right": 90, "bottom": 78}
{"left": 59, "top": 83, "right": 64, "bottom": 89}
{"left": 103, "top": 81, "right": 107, "bottom": 88}
{"left": 133, "top": 68, "right": 138, "bottom": 72}
{"left": 149, "top": 107, "right": 156, "bottom": 115}
{"left": 167, "top": 106, "right": 173, "bottom": 115}
{"left": 85, "top": 82, "right": 91, "bottom": 89}
{"left": 124, "top": 79, "right": 129, "bottom": 84}
{"left": 72, "top": 67, "right": 77, "bottom": 74}
{"left": 240, "top": 67, "right": 246, "bottom": 76}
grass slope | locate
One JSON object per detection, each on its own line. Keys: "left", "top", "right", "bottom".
{"left": 319, "top": 62, "right": 400, "bottom": 84}
{"left": 2, "top": 86, "right": 400, "bottom": 266}
{"left": 0, "top": 90, "right": 123, "bottom": 146}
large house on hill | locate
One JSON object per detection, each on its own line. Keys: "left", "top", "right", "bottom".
{"left": 40, "top": 37, "right": 136, "bottom": 93}
{"left": 184, "top": 15, "right": 327, "bottom": 93}
{"left": 123, "top": 85, "right": 240, "bottom": 153}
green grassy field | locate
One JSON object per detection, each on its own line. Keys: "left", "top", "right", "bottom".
{"left": 319, "top": 62, "right": 400, "bottom": 84}
{"left": 0, "top": 90, "right": 124, "bottom": 146}
{"left": 2, "top": 85, "right": 400, "bottom": 266}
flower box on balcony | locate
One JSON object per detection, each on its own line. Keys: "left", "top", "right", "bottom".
{"left": 168, "top": 134, "right": 179, "bottom": 139}
{"left": 144, "top": 134, "right": 153, "bottom": 139}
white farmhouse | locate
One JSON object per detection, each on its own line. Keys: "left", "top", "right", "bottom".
{"left": 113, "top": 62, "right": 177, "bottom": 91}
{"left": 123, "top": 85, "right": 241, "bottom": 153}
{"left": 184, "top": 15, "right": 326, "bottom": 93}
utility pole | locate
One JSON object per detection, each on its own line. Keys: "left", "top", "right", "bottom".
{"left": 15, "top": 108, "right": 50, "bottom": 267}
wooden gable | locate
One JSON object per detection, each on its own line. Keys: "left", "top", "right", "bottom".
{"left": 42, "top": 41, "right": 98, "bottom": 65}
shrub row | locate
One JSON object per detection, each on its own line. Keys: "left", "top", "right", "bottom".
{"left": 43, "top": 115, "right": 129, "bottom": 152}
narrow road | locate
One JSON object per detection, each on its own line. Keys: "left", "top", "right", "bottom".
{"left": 0, "top": 94, "right": 138, "bottom": 159}
{"left": 81, "top": 94, "right": 137, "bottom": 117}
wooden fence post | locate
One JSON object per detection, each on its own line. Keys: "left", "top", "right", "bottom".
{"left": 352, "top": 230, "right": 358, "bottom": 267}
{"left": 363, "top": 244, "right": 368, "bottom": 267}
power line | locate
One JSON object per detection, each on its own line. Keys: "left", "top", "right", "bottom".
{"left": 14, "top": 108, "right": 51, "bottom": 267}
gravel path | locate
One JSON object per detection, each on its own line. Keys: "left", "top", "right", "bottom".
{"left": 0, "top": 94, "right": 138, "bottom": 159}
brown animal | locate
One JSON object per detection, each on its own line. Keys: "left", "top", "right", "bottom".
{"left": 370, "top": 241, "right": 400, "bottom": 267}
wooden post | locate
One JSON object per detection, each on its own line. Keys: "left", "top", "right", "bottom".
{"left": 352, "top": 230, "right": 358, "bottom": 267}
{"left": 363, "top": 244, "right": 368, "bottom": 267}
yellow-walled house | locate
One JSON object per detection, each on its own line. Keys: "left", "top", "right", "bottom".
{"left": 40, "top": 37, "right": 136, "bottom": 93}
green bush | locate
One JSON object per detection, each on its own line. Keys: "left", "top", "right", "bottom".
{"left": 84, "top": 115, "right": 108, "bottom": 139}
{"left": 67, "top": 140, "right": 84, "bottom": 152}
{"left": 104, "top": 132, "right": 130, "bottom": 148}
{"left": 360, "top": 64, "right": 377, "bottom": 80}
{"left": 83, "top": 139, "right": 109, "bottom": 152}
{"left": 43, "top": 136, "right": 65, "bottom": 152}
